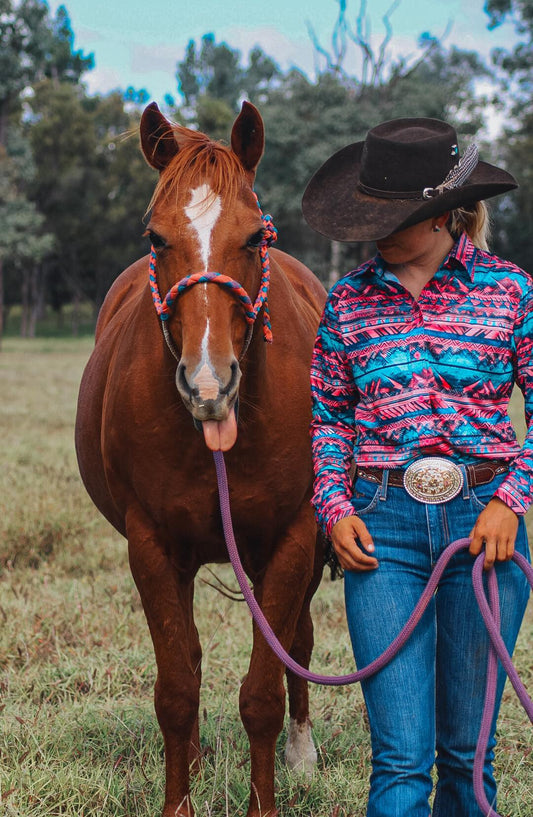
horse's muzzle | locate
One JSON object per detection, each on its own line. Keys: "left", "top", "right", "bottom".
{"left": 176, "top": 359, "right": 240, "bottom": 450}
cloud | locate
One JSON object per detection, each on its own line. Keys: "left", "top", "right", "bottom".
{"left": 130, "top": 43, "right": 182, "bottom": 76}
{"left": 84, "top": 64, "right": 125, "bottom": 96}
{"left": 220, "top": 24, "right": 316, "bottom": 74}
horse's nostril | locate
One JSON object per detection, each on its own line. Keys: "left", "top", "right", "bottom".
{"left": 176, "top": 363, "right": 191, "bottom": 396}
{"left": 227, "top": 360, "right": 241, "bottom": 393}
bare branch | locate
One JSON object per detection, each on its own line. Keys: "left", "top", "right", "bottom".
{"left": 332, "top": 0, "right": 349, "bottom": 70}
{"left": 307, "top": 0, "right": 452, "bottom": 90}
{"left": 306, "top": 20, "right": 335, "bottom": 74}
{"left": 389, "top": 18, "right": 453, "bottom": 87}
{"left": 374, "top": 0, "right": 402, "bottom": 84}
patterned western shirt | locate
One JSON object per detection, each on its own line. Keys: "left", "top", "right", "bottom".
{"left": 310, "top": 233, "right": 533, "bottom": 536}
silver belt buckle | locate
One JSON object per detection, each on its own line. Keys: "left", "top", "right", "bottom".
{"left": 403, "top": 458, "right": 463, "bottom": 504}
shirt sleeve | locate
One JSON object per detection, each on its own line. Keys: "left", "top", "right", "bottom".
{"left": 310, "top": 290, "right": 359, "bottom": 536}
{"left": 494, "top": 281, "right": 533, "bottom": 514}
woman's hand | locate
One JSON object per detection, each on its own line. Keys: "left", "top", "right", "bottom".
{"left": 331, "top": 515, "right": 379, "bottom": 571}
{"left": 469, "top": 497, "right": 519, "bottom": 570}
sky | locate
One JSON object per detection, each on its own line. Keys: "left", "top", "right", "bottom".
{"left": 47, "top": 0, "right": 518, "bottom": 106}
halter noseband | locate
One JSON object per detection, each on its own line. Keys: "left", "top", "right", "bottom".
{"left": 149, "top": 194, "right": 277, "bottom": 360}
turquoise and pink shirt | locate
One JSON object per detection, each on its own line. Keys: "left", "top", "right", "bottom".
{"left": 310, "top": 233, "right": 533, "bottom": 536}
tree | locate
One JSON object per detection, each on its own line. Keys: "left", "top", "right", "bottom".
{"left": 484, "top": 0, "right": 533, "bottom": 271}
{"left": 84, "top": 91, "right": 156, "bottom": 309}
{"left": 0, "top": 1, "right": 92, "bottom": 146}
{"left": 255, "top": 5, "right": 491, "bottom": 285}
{"left": 242, "top": 47, "right": 281, "bottom": 104}
{"left": 176, "top": 34, "right": 282, "bottom": 135}
{"left": 177, "top": 34, "right": 243, "bottom": 113}
{"left": 27, "top": 80, "right": 98, "bottom": 329}
{"left": 0, "top": 0, "right": 92, "bottom": 340}
{"left": 0, "top": 132, "right": 54, "bottom": 340}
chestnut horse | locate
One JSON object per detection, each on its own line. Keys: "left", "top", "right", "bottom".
{"left": 75, "top": 101, "right": 326, "bottom": 817}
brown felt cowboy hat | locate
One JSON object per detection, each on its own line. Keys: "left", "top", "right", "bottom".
{"left": 302, "top": 117, "right": 518, "bottom": 243}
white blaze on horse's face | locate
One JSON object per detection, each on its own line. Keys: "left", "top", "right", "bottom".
{"left": 184, "top": 184, "right": 222, "bottom": 401}
{"left": 185, "top": 184, "right": 222, "bottom": 271}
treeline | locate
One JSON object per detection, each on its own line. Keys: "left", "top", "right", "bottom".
{"left": 0, "top": 0, "right": 531, "bottom": 339}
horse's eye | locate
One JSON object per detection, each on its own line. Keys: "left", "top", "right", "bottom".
{"left": 147, "top": 230, "right": 166, "bottom": 249}
{"left": 247, "top": 229, "right": 265, "bottom": 249}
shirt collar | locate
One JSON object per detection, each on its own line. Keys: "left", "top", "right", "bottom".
{"left": 443, "top": 232, "right": 477, "bottom": 282}
{"left": 353, "top": 232, "right": 477, "bottom": 284}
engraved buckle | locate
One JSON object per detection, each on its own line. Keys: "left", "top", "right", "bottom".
{"left": 403, "top": 458, "right": 463, "bottom": 504}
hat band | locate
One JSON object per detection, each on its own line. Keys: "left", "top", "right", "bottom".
{"left": 357, "top": 181, "right": 425, "bottom": 200}
{"left": 357, "top": 143, "right": 480, "bottom": 203}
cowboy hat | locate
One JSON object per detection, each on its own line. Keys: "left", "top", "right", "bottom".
{"left": 302, "top": 117, "right": 518, "bottom": 243}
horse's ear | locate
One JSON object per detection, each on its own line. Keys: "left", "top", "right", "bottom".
{"left": 140, "top": 102, "right": 180, "bottom": 171}
{"left": 231, "top": 101, "right": 264, "bottom": 177}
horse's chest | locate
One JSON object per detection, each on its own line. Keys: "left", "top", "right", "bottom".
{"left": 154, "top": 475, "right": 297, "bottom": 563}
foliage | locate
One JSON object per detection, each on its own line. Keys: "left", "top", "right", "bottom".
{"left": 0, "top": 0, "right": 92, "bottom": 143}
{"left": 1, "top": 0, "right": 532, "bottom": 337}
{"left": 0, "top": 133, "right": 54, "bottom": 273}
{"left": 178, "top": 34, "right": 244, "bottom": 112}
{"left": 25, "top": 82, "right": 154, "bottom": 314}
{"left": 176, "top": 33, "right": 281, "bottom": 135}
{"left": 483, "top": 0, "right": 533, "bottom": 271}
{"left": 255, "top": 36, "right": 491, "bottom": 283}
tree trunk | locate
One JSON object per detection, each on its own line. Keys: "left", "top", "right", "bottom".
{"left": 71, "top": 290, "right": 80, "bottom": 337}
{"left": 28, "top": 265, "right": 41, "bottom": 338}
{"left": 21, "top": 268, "right": 29, "bottom": 338}
{"left": 328, "top": 240, "right": 342, "bottom": 289}
{"left": 56, "top": 305, "right": 65, "bottom": 331}
{"left": 0, "top": 100, "right": 8, "bottom": 150}
{"left": 0, "top": 258, "right": 4, "bottom": 350}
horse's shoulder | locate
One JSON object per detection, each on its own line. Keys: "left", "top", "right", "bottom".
{"left": 95, "top": 255, "right": 149, "bottom": 340}
{"left": 270, "top": 248, "right": 326, "bottom": 317}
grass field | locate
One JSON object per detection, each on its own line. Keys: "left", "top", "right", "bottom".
{"left": 0, "top": 337, "right": 531, "bottom": 816}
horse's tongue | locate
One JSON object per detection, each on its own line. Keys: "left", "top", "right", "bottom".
{"left": 202, "top": 407, "right": 237, "bottom": 451}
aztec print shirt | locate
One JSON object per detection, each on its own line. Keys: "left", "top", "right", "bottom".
{"left": 310, "top": 233, "right": 533, "bottom": 536}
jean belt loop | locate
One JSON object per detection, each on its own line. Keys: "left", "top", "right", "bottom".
{"left": 460, "top": 464, "right": 470, "bottom": 499}
{"left": 379, "top": 469, "right": 389, "bottom": 501}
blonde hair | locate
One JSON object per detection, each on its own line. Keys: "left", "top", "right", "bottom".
{"left": 447, "top": 201, "right": 491, "bottom": 251}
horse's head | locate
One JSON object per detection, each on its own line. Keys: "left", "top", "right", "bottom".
{"left": 140, "top": 101, "right": 270, "bottom": 452}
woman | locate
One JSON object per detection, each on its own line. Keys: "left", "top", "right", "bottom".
{"left": 302, "top": 118, "right": 532, "bottom": 817}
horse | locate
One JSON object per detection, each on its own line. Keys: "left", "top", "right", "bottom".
{"left": 75, "top": 100, "right": 327, "bottom": 817}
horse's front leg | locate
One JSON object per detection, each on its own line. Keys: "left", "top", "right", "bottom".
{"left": 239, "top": 511, "right": 317, "bottom": 817}
{"left": 126, "top": 504, "right": 201, "bottom": 817}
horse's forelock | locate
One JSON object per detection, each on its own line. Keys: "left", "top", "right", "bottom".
{"left": 149, "top": 133, "right": 247, "bottom": 214}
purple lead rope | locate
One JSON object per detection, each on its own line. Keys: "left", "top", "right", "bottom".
{"left": 213, "top": 450, "right": 533, "bottom": 817}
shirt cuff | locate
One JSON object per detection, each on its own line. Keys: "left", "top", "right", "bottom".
{"left": 322, "top": 502, "right": 357, "bottom": 538}
{"left": 494, "top": 484, "right": 528, "bottom": 516}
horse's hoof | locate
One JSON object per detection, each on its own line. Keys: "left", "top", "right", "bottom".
{"left": 284, "top": 717, "right": 317, "bottom": 779}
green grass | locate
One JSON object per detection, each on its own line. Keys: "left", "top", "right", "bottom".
{"left": 0, "top": 337, "right": 531, "bottom": 816}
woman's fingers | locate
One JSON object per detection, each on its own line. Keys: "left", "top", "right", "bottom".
{"left": 331, "top": 515, "right": 379, "bottom": 571}
{"left": 469, "top": 498, "right": 518, "bottom": 570}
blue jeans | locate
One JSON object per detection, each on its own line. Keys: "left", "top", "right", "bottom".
{"left": 344, "top": 470, "right": 530, "bottom": 817}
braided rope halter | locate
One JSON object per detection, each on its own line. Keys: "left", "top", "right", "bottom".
{"left": 149, "top": 194, "right": 277, "bottom": 360}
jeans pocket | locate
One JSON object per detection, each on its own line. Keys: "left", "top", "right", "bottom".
{"left": 470, "top": 488, "right": 491, "bottom": 511}
{"left": 470, "top": 473, "right": 507, "bottom": 511}
{"left": 351, "top": 477, "right": 381, "bottom": 515}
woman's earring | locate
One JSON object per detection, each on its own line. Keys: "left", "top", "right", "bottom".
{"left": 433, "top": 225, "right": 441, "bottom": 232}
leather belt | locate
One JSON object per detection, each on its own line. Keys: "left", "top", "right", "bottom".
{"left": 357, "top": 458, "right": 508, "bottom": 504}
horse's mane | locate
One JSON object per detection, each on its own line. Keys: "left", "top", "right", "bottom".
{"left": 148, "top": 125, "right": 247, "bottom": 212}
